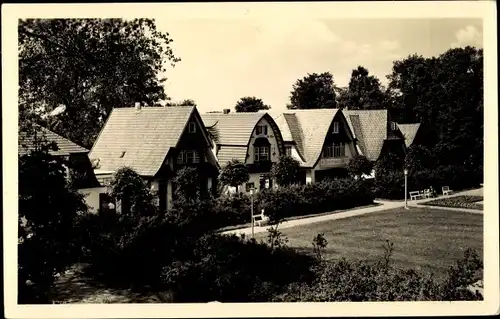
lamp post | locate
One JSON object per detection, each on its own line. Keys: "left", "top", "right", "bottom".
{"left": 404, "top": 169, "right": 409, "bottom": 210}
{"left": 250, "top": 187, "right": 255, "bottom": 238}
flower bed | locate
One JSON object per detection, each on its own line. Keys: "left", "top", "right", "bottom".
{"left": 421, "top": 195, "right": 483, "bottom": 210}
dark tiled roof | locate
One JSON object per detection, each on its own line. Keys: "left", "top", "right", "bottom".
{"left": 19, "top": 124, "right": 88, "bottom": 156}
{"left": 272, "top": 109, "right": 340, "bottom": 167}
{"left": 397, "top": 123, "right": 421, "bottom": 148}
{"left": 343, "top": 109, "right": 388, "bottom": 161}
{"left": 89, "top": 106, "right": 195, "bottom": 176}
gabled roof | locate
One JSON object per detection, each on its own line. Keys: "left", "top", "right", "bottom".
{"left": 272, "top": 109, "right": 340, "bottom": 167}
{"left": 343, "top": 110, "right": 388, "bottom": 161}
{"left": 19, "top": 124, "right": 88, "bottom": 156}
{"left": 397, "top": 123, "right": 421, "bottom": 148}
{"left": 89, "top": 105, "right": 203, "bottom": 176}
{"left": 200, "top": 112, "right": 266, "bottom": 146}
{"left": 200, "top": 112, "right": 274, "bottom": 164}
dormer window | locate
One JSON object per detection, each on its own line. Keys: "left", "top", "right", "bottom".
{"left": 256, "top": 125, "right": 268, "bottom": 135}
{"left": 332, "top": 122, "right": 339, "bottom": 134}
{"left": 188, "top": 122, "right": 196, "bottom": 133}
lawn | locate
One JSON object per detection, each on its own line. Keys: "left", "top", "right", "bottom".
{"left": 421, "top": 195, "right": 483, "bottom": 210}
{"left": 255, "top": 207, "right": 483, "bottom": 280}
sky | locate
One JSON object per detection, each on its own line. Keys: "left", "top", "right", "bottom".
{"left": 156, "top": 18, "right": 482, "bottom": 113}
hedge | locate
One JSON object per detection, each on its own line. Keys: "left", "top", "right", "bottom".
{"left": 256, "top": 178, "right": 374, "bottom": 223}
{"left": 374, "top": 165, "right": 482, "bottom": 200}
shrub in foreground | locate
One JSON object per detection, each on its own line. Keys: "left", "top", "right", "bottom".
{"left": 160, "top": 233, "right": 316, "bottom": 302}
{"left": 274, "top": 245, "right": 483, "bottom": 302}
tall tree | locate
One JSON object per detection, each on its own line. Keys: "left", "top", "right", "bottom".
{"left": 287, "top": 72, "right": 337, "bottom": 109}
{"left": 19, "top": 18, "right": 180, "bottom": 148}
{"left": 337, "top": 66, "right": 388, "bottom": 110}
{"left": 234, "top": 96, "right": 271, "bottom": 112}
{"left": 387, "top": 46, "right": 483, "bottom": 166}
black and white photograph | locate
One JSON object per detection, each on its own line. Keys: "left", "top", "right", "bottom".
{"left": 3, "top": 1, "right": 498, "bottom": 318}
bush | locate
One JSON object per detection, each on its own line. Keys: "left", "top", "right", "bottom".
{"left": 80, "top": 167, "right": 219, "bottom": 290}
{"left": 347, "top": 155, "right": 373, "bottom": 178}
{"left": 18, "top": 142, "right": 88, "bottom": 303}
{"left": 160, "top": 233, "right": 316, "bottom": 302}
{"left": 211, "top": 194, "right": 251, "bottom": 227}
{"left": 274, "top": 247, "right": 483, "bottom": 302}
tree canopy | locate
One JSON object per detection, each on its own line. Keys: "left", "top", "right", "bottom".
{"left": 271, "top": 155, "right": 301, "bottom": 186}
{"left": 347, "top": 155, "right": 374, "bottom": 178}
{"left": 336, "top": 66, "right": 388, "bottom": 110}
{"left": 218, "top": 159, "right": 249, "bottom": 190}
{"left": 287, "top": 72, "right": 337, "bottom": 109}
{"left": 387, "top": 46, "right": 483, "bottom": 168}
{"left": 166, "top": 99, "right": 197, "bottom": 107}
{"left": 19, "top": 18, "right": 180, "bottom": 148}
{"left": 234, "top": 96, "right": 271, "bottom": 112}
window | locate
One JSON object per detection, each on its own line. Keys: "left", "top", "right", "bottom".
{"left": 390, "top": 121, "right": 397, "bottom": 131}
{"left": 332, "top": 121, "right": 340, "bottom": 134}
{"left": 323, "top": 143, "right": 345, "bottom": 158}
{"left": 177, "top": 150, "right": 200, "bottom": 164}
{"left": 333, "top": 142, "right": 345, "bottom": 157}
{"left": 188, "top": 122, "right": 196, "bottom": 133}
{"left": 285, "top": 145, "right": 292, "bottom": 156}
{"left": 323, "top": 145, "right": 334, "bottom": 158}
{"left": 259, "top": 175, "right": 273, "bottom": 189}
{"left": 246, "top": 182, "right": 255, "bottom": 192}
{"left": 256, "top": 125, "right": 268, "bottom": 135}
{"left": 254, "top": 146, "right": 270, "bottom": 162}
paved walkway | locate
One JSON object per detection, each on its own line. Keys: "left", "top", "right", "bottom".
{"left": 221, "top": 187, "right": 484, "bottom": 237}
{"left": 222, "top": 200, "right": 405, "bottom": 237}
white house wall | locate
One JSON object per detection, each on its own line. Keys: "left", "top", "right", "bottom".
{"left": 246, "top": 117, "right": 281, "bottom": 164}
{"left": 78, "top": 186, "right": 107, "bottom": 214}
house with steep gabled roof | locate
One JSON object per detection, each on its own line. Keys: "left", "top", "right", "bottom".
{"left": 19, "top": 123, "right": 100, "bottom": 190}
{"left": 89, "top": 104, "right": 219, "bottom": 212}
{"left": 271, "top": 108, "right": 358, "bottom": 184}
{"left": 343, "top": 109, "right": 407, "bottom": 162}
{"left": 200, "top": 110, "right": 285, "bottom": 193}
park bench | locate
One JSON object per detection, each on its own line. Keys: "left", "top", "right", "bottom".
{"left": 409, "top": 191, "right": 424, "bottom": 201}
{"left": 252, "top": 209, "right": 269, "bottom": 227}
{"left": 442, "top": 186, "right": 453, "bottom": 196}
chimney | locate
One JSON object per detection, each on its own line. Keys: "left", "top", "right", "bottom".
{"left": 223, "top": 109, "right": 230, "bottom": 114}
{"left": 135, "top": 102, "right": 141, "bottom": 111}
